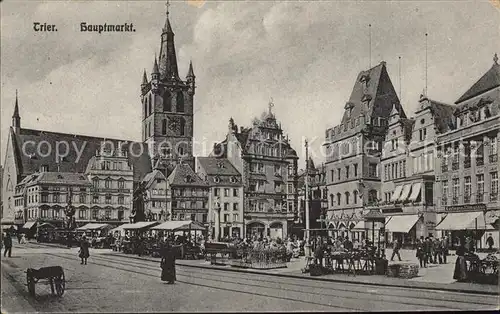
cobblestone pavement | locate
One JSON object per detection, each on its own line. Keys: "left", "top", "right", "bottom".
{"left": 1, "top": 243, "right": 498, "bottom": 312}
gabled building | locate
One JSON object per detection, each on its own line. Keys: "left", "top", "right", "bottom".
{"left": 167, "top": 162, "right": 209, "bottom": 224}
{"left": 435, "top": 54, "right": 500, "bottom": 249}
{"left": 212, "top": 106, "right": 299, "bottom": 240}
{"left": 140, "top": 164, "right": 170, "bottom": 222}
{"left": 197, "top": 156, "right": 244, "bottom": 239}
{"left": 324, "top": 61, "right": 403, "bottom": 239}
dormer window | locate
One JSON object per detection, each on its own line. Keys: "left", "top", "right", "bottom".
{"left": 230, "top": 176, "right": 237, "bottom": 183}
{"left": 217, "top": 161, "right": 225, "bottom": 169}
{"left": 185, "top": 175, "right": 193, "bottom": 183}
{"left": 213, "top": 176, "right": 220, "bottom": 184}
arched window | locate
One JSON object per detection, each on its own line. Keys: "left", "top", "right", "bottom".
{"left": 368, "top": 189, "right": 378, "bottom": 204}
{"left": 148, "top": 94, "right": 152, "bottom": 116}
{"left": 336, "top": 193, "right": 341, "bottom": 206}
{"left": 177, "top": 92, "right": 184, "bottom": 112}
{"left": 345, "top": 192, "right": 350, "bottom": 205}
{"left": 353, "top": 190, "right": 358, "bottom": 204}
{"left": 180, "top": 117, "right": 186, "bottom": 136}
{"left": 144, "top": 124, "right": 148, "bottom": 139}
{"left": 144, "top": 97, "right": 148, "bottom": 117}
{"left": 162, "top": 119, "right": 167, "bottom": 135}
{"left": 330, "top": 194, "right": 334, "bottom": 207}
{"left": 149, "top": 121, "right": 152, "bottom": 137}
{"left": 178, "top": 145, "right": 184, "bottom": 156}
{"left": 163, "top": 91, "right": 172, "bottom": 112}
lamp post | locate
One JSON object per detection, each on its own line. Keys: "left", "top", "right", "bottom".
{"left": 364, "top": 209, "right": 386, "bottom": 258}
{"left": 214, "top": 197, "right": 221, "bottom": 242}
{"left": 64, "top": 187, "right": 76, "bottom": 248}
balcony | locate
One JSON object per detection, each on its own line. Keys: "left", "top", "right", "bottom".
{"left": 491, "top": 193, "right": 499, "bottom": 202}
{"left": 476, "top": 193, "right": 484, "bottom": 203}
{"left": 489, "top": 154, "right": 498, "bottom": 163}
{"left": 464, "top": 159, "right": 471, "bottom": 169}
{"left": 452, "top": 197, "right": 459, "bottom": 205}
{"left": 476, "top": 158, "right": 484, "bottom": 167}
{"left": 451, "top": 162, "right": 459, "bottom": 171}
{"left": 441, "top": 164, "right": 448, "bottom": 173}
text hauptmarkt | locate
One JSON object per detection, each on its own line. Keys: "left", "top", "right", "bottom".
{"left": 80, "top": 22, "right": 136, "bottom": 33}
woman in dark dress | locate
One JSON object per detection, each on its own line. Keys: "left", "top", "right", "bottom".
{"left": 161, "top": 242, "right": 176, "bottom": 284}
{"left": 79, "top": 235, "right": 90, "bottom": 265}
{"left": 453, "top": 238, "right": 467, "bottom": 282}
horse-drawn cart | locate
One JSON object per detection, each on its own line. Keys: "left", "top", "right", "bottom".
{"left": 26, "top": 266, "right": 65, "bottom": 297}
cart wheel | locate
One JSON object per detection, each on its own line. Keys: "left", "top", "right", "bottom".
{"left": 54, "top": 271, "right": 65, "bottom": 297}
{"left": 26, "top": 273, "right": 35, "bottom": 296}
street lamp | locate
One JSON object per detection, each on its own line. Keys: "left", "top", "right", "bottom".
{"left": 214, "top": 197, "right": 221, "bottom": 242}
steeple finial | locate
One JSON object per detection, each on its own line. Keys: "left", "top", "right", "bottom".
{"left": 268, "top": 97, "right": 274, "bottom": 114}
{"left": 166, "top": 0, "right": 170, "bottom": 16}
{"left": 12, "top": 89, "right": 21, "bottom": 131}
{"left": 187, "top": 60, "right": 195, "bottom": 78}
{"left": 494, "top": 53, "right": 498, "bottom": 65}
{"left": 152, "top": 55, "right": 159, "bottom": 74}
{"left": 142, "top": 69, "right": 148, "bottom": 85}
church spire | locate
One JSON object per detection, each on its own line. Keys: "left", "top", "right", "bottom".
{"left": 159, "top": 0, "right": 179, "bottom": 80}
{"left": 141, "top": 69, "right": 148, "bottom": 86}
{"left": 152, "top": 55, "right": 160, "bottom": 77}
{"left": 187, "top": 60, "right": 195, "bottom": 78}
{"left": 12, "top": 89, "right": 21, "bottom": 132}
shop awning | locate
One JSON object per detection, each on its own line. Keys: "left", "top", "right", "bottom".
{"left": 174, "top": 221, "right": 206, "bottom": 231}
{"left": 23, "top": 221, "right": 37, "bottom": 229}
{"left": 38, "top": 223, "right": 56, "bottom": 229}
{"left": 77, "top": 223, "right": 111, "bottom": 231}
{"left": 109, "top": 223, "right": 133, "bottom": 233}
{"left": 408, "top": 183, "right": 422, "bottom": 202}
{"left": 351, "top": 221, "right": 366, "bottom": 230}
{"left": 390, "top": 186, "right": 403, "bottom": 202}
{"left": 435, "top": 212, "right": 483, "bottom": 230}
{"left": 385, "top": 214, "right": 420, "bottom": 233}
{"left": 398, "top": 184, "right": 412, "bottom": 202}
{"left": 152, "top": 220, "right": 193, "bottom": 231}
{"left": 123, "top": 221, "right": 160, "bottom": 230}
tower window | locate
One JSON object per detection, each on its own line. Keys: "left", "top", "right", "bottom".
{"left": 144, "top": 97, "right": 148, "bottom": 117}
{"left": 163, "top": 91, "right": 172, "bottom": 112}
{"left": 162, "top": 119, "right": 167, "bottom": 135}
{"left": 178, "top": 146, "right": 184, "bottom": 156}
{"left": 180, "top": 117, "right": 186, "bottom": 136}
{"left": 177, "top": 92, "right": 184, "bottom": 113}
{"left": 148, "top": 94, "right": 152, "bottom": 115}
{"left": 149, "top": 121, "right": 152, "bottom": 137}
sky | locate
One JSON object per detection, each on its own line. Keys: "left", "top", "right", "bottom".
{"left": 1, "top": 0, "right": 499, "bottom": 169}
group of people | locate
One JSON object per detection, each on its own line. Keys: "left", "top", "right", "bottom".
{"left": 415, "top": 235, "right": 450, "bottom": 268}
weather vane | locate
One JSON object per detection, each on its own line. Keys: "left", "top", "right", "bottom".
{"left": 166, "top": 0, "right": 170, "bottom": 16}
{"left": 268, "top": 97, "right": 274, "bottom": 113}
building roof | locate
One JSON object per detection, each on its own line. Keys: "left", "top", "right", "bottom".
{"left": 167, "top": 162, "right": 207, "bottom": 187}
{"left": 455, "top": 58, "right": 500, "bottom": 104}
{"left": 341, "top": 61, "right": 404, "bottom": 123}
{"left": 25, "top": 172, "right": 92, "bottom": 186}
{"left": 197, "top": 157, "right": 241, "bottom": 176}
{"left": 11, "top": 128, "right": 152, "bottom": 182}
{"left": 159, "top": 15, "right": 179, "bottom": 80}
{"left": 427, "top": 98, "right": 456, "bottom": 133}
{"left": 141, "top": 169, "right": 167, "bottom": 189}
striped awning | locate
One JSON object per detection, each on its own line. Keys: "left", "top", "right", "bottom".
{"left": 408, "top": 183, "right": 422, "bottom": 202}
{"left": 398, "top": 184, "right": 412, "bottom": 202}
{"left": 390, "top": 185, "right": 403, "bottom": 202}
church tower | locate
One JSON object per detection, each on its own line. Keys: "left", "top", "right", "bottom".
{"left": 141, "top": 4, "right": 196, "bottom": 175}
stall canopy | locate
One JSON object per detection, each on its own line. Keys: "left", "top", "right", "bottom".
{"left": 385, "top": 214, "right": 420, "bottom": 233}
{"left": 76, "top": 223, "right": 110, "bottom": 231}
{"left": 351, "top": 221, "right": 366, "bottom": 230}
{"left": 152, "top": 220, "right": 205, "bottom": 231}
{"left": 435, "top": 212, "right": 483, "bottom": 230}
{"left": 398, "top": 184, "right": 412, "bottom": 202}
{"left": 408, "top": 183, "right": 422, "bottom": 202}
{"left": 109, "top": 223, "right": 133, "bottom": 234}
{"left": 23, "top": 221, "right": 37, "bottom": 229}
{"left": 123, "top": 221, "right": 160, "bottom": 230}
{"left": 390, "top": 186, "right": 403, "bottom": 202}
{"left": 38, "top": 222, "right": 56, "bottom": 229}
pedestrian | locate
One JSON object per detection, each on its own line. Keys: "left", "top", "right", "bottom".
{"left": 17, "top": 232, "right": 21, "bottom": 244}
{"left": 79, "top": 235, "right": 90, "bottom": 265}
{"left": 424, "top": 237, "right": 431, "bottom": 265}
{"left": 20, "top": 233, "right": 27, "bottom": 244}
{"left": 391, "top": 238, "right": 402, "bottom": 261}
{"left": 453, "top": 238, "right": 467, "bottom": 282}
{"left": 441, "top": 236, "right": 449, "bottom": 264}
{"left": 416, "top": 238, "right": 426, "bottom": 268}
{"left": 160, "top": 242, "right": 176, "bottom": 284}
{"left": 434, "top": 237, "right": 442, "bottom": 264}
{"left": 486, "top": 234, "right": 494, "bottom": 251}
{"left": 3, "top": 231, "right": 13, "bottom": 258}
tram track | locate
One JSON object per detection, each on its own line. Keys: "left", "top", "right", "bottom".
{"left": 45, "top": 252, "right": 489, "bottom": 311}
{"left": 92, "top": 252, "right": 498, "bottom": 308}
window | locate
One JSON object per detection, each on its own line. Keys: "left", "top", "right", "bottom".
{"left": 464, "top": 177, "right": 471, "bottom": 203}
{"left": 353, "top": 190, "right": 358, "bottom": 204}
{"left": 330, "top": 194, "right": 334, "bottom": 207}
{"left": 105, "top": 209, "right": 111, "bottom": 219}
{"left": 92, "top": 194, "right": 99, "bottom": 204}
{"left": 336, "top": 193, "right": 341, "bottom": 206}
{"left": 345, "top": 192, "right": 350, "bottom": 205}
{"left": 477, "top": 174, "right": 484, "bottom": 202}
{"left": 224, "top": 188, "right": 229, "bottom": 197}
{"left": 79, "top": 194, "right": 86, "bottom": 203}
{"left": 353, "top": 163, "right": 358, "bottom": 177}
{"left": 419, "top": 128, "right": 427, "bottom": 141}
{"left": 79, "top": 209, "right": 87, "bottom": 219}
{"left": 274, "top": 164, "right": 281, "bottom": 174}
{"left": 105, "top": 179, "right": 111, "bottom": 189}
{"left": 368, "top": 163, "right": 377, "bottom": 178}
{"left": 92, "top": 209, "right": 99, "bottom": 220}
{"left": 224, "top": 203, "right": 229, "bottom": 211}
{"left": 118, "top": 195, "right": 124, "bottom": 205}
{"left": 233, "top": 188, "right": 238, "bottom": 197}
{"left": 345, "top": 166, "right": 350, "bottom": 179}
{"left": 368, "top": 190, "right": 378, "bottom": 204}
{"left": 402, "top": 160, "right": 406, "bottom": 177}
{"left": 177, "top": 92, "right": 184, "bottom": 112}
{"left": 92, "top": 178, "right": 99, "bottom": 189}
{"left": 105, "top": 194, "right": 112, "bottom": 204}
{"left": 233, "top": 203, "right": 239, "bottom": 211}
{"left": 118, "top": 179, "right": 125, "bottom": 189}
{"left": 214, "top": 188, "right": 219, "bottom": 197}
{"left": 337, "top": 168, "right": 341, "bottom": 181}
{"left": 178, "top": 146, "right": 184, "bottom": 156}
{"left": 491, "top": 172, "right": 498, "bottom": 201}
{"left": 163, "top": 91, "right": 171, "bottom": 111}
{"left": 162, "top": 119, "right": 167, "bottom": 135}
{"left": 223, "top": 214, "right": 229, "bottom": 223}
{"left": 330, "top": 170, "right": 334, "bottom": 182}
{"left": 452, "top": 178, "right": 460, "bottom": 204}
{"left": 53, "top": 193, "right": 60, "bottom": 203}
{"left": 233, "top": 214, "right": 239, "bottom": 222}
{"left": 180, "top": 118, "right": 186, "bottom": 136}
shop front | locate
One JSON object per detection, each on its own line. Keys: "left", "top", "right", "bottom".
{"left": 384, "top": 214, "right": 421, "bottom": 249}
